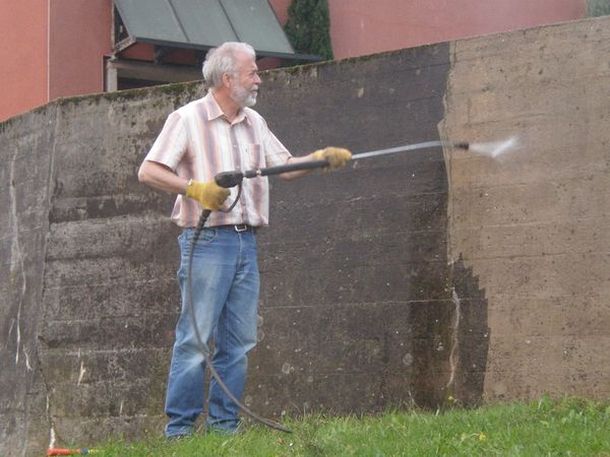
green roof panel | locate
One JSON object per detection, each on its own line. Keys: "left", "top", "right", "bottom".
{"left": 172, "top": 0, "right": 236, "bottom": 47}
{"left": 114, "top": 0, "right": 187, "bottom": 44}
{"left": 220, "top": 0, "right": 294, "bottom": 54}
{"left": 114, "top": 0, "right": 297, "bottom": 58}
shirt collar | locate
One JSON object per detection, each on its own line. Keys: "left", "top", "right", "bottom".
{"left": 203, "top": 92, "right": 250, "bottom": 126}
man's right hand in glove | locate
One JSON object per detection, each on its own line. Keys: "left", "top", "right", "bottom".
{"left": 185, "top": 179, "right": 230, "bottom": 211}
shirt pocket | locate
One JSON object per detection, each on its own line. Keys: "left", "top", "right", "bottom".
{"left": 245, "top": 143, "right": 265, "bottom": 170}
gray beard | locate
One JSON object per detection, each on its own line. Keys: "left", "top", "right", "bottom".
{"left": 232, "top": 85, "right": 257, "bottom": 108}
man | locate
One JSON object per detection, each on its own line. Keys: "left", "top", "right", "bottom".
{"left": 138, "top": 42, "right": 351, "bottom": 438}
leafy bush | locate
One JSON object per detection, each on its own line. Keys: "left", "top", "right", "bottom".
{"left": 284, "top": 0, "right": 333, "bottom": 61}
{"left": 588, "top": 0, "right": 610, "bottom": 16}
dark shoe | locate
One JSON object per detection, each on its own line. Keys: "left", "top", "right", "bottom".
{"left": 207, "top": 420, "right": 244, "bottom": 436}
{"left": 166, "top": 434, "right": 191, "bottom": 442}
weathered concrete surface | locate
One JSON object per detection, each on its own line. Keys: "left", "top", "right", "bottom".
{"left": 36, "top": 87, "right": 201, "bottom": 451}
{"left": 0, "top": 106, "right": 57, "bottom": 457}
{"left": 1, "top": 14, "right": 608, "bottom": 457}
{"left": 0, "top": 86, "right": 199, "bottom": 455}
{"left": 1, "top": 44, "right": 480, "bottom": 455}
{"left": 439, "top": 16, "right": 610, "bottom": 401}
{"left": 251, "top": 44, "right": 473, "bottom": 415}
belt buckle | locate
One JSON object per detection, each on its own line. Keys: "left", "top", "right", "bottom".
{"left": 234, "top": 224, "right": 248, "bottom": 232}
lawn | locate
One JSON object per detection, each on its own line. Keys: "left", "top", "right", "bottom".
{"left": 84, "top": 396, "right": 610, "bottom": 456}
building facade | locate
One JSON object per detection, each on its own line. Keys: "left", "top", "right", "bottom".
{"left": 0, "top": 0, "right": 587, "bottom": 122}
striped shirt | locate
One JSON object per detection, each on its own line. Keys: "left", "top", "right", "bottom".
{"left": 144, "top": 92, "right": 292, "bottom": 228}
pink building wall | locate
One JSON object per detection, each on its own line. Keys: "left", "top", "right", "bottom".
{"left": 1, "top": 0, "right": 588, "bottom": 121}
{"left": 271, "top": 0, "right": 586, "bottom": 59}
{"left": 48, "top": 0, "right": 112, "bottom": 101}
{"left": 327, "top": 0, "right": 586, "bottom": 59}
{"left": 269, "top": 0, "right": 292, "bottom": 24}
{"left": 1, "top": 0, "right": 112, "bottom": 122}
{"left": 0, "top": 0, "right": 48, "bottom": 121}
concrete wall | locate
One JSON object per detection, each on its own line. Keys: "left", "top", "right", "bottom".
{"left": 1, "top": 15, "right": 608, "bottom": 457}
{"left": 439, "top": 16, "right": 610, "bottom": 401}
{"left": 1, "top": 104, "right": 58, "bottom": 457}
{"left": 0, "top": 88, "right": 188, "bottom": 456}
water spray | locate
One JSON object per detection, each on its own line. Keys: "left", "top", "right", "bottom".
{"left": 464, "top": 137, "right": 518, "bottom": 159}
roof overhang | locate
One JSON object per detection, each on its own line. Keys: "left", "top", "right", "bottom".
{"left": 113, "top": 0, "right": 321, "bottom": 62}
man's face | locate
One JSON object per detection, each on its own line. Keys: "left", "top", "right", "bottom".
{"left": 230, "top": 52, "right": 261, "bottom": 108}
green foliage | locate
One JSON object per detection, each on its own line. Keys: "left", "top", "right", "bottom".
{"left": 588, "top": 0, "right": 610, "bottom": 16}
{"left": 93, "top": 397, "right": 610, "bottom": 456}
{"left": 284, "top": 0, "right": 333, "bottom": 61}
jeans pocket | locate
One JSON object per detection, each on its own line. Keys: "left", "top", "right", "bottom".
{"left": 179, "top": 228, "right": 216, "bottom": 259}
{"left": 198, "top": 228, "right": 217, "bottom": 243}
{"left": 177, "top": 228, "right": 217, "bottom": 281}
{"left": 181, "top": 227, "right": 216, "bottom": 244}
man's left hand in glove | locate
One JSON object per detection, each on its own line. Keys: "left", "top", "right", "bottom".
{"left": 311, "top": 147, "right": 352, "bottom": 170}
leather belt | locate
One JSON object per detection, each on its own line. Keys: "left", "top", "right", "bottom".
{"left": 216, "top": 224, "right": 256, "bottom": 233}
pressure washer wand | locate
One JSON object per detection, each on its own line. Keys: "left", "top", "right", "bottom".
{"left": 214, "top": 140, "right": 469, "bottom": 188}
{"left": 351, "top": 140, "right": 468, "bottom": 160}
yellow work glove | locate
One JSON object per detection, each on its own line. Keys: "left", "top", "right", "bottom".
{"left": 312, "top": 147, "right": 352, "bottom": 170}
{"left": 185, "top": 179, "right": 230, "bottom": 211}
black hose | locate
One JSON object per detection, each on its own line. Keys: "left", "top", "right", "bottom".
{"left": 180, "top": 141, "right": 467, "bottom": 434}
{"left": 185, "top": 187, "right": 292, "bottom": 433}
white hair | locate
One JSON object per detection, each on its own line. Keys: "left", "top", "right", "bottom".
{"left": 202, "top": 42, "right": 256, "bottom": 89}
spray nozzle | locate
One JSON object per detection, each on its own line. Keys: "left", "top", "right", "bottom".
{"left": 453, "top": 142, "right": 470, "bottom": 150}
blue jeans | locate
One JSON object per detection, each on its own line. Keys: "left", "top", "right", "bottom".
{"left": 165, "top": 226, "right": 260, "bottom": 437}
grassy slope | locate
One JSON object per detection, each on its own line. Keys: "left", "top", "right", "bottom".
{"left": 93, "top": 397, "right": 610, "bottom": 456}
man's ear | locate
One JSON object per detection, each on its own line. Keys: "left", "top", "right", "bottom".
{"left": 222, "top": 72, "right": 232, "bottom": 88}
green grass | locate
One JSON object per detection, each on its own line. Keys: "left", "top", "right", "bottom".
{"left": 93, "top": 397, "right": 610, "bottom": 456}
